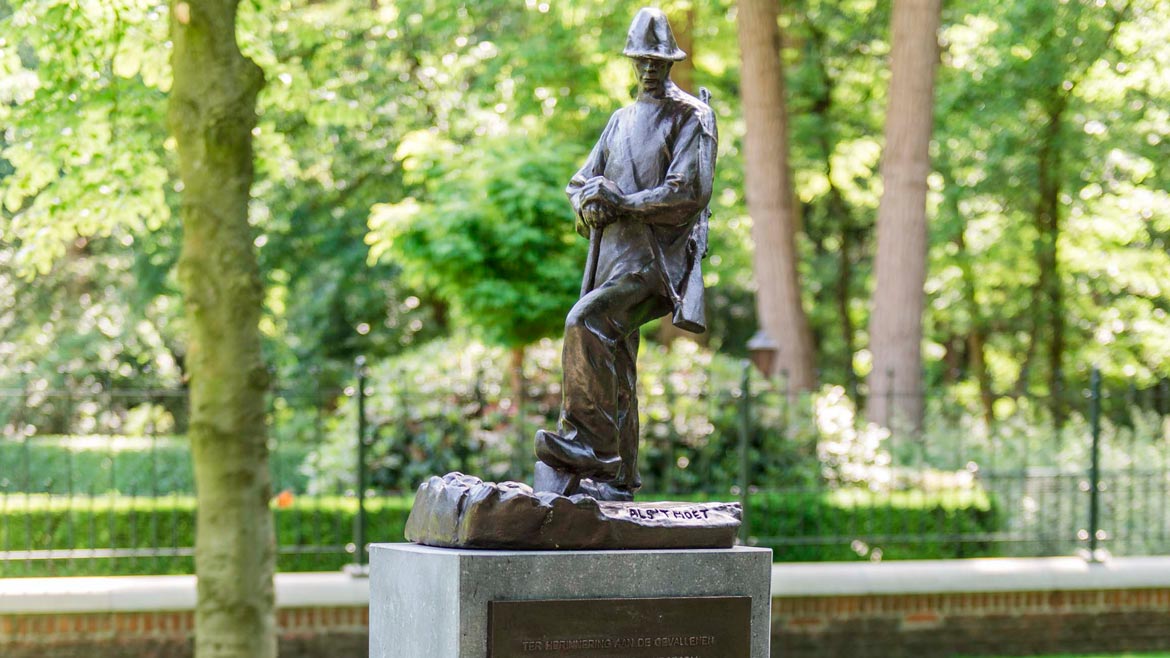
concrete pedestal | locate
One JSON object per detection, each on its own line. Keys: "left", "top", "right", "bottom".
{"left": 369, "top": 543, "right": 772, "bottom": 658}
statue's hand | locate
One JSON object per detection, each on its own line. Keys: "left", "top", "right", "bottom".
{"left": 579, "top": 176, "right": 626, "bottom": 211}
{"left": 582, "top": 201, "right": 615, "bottom": 229}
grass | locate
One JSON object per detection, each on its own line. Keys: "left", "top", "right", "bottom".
{"left": 968, "top": 654, "right": 1170, "bottom": 657}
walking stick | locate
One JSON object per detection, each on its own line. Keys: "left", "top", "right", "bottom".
{"left": 581, "top": 221, "right": 604, "bottom": 298}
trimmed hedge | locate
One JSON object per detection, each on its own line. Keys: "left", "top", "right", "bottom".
{"left": 748, "top": 488, "right": 1002, "bottom": 561}
{"left": 0, "top": 495, "right": 410, "bottom": 577}
{"left": 0, "top": 487, "right": 1000, "bottom": 577}
{"left": 639, "top": 487, "right": 1001, "bottom": 562}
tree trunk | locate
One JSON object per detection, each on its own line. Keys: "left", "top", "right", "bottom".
{"left": 510, "top": 345, "right": 526, "bottom": 414}
{"left": 168, "top": 2, "right": 275, "bottom": 657}
{"left": 805, "top": 19, "right": 858, "bottom": 395}
{"left": 969, "top": 332, "right": 995, "bottom": 423}
{"left": 953, "top": 202, "right": 996, "bottom": 425}
{"left": 736, "top": 0, "right": 816, "bottom": 390}
{"left": 668, "top": 3, "right": 696, "bottom": 94}
{"left": 865, "top": 0, "right": 941, "bottom": 431}
{"left": 1011, "top": 96, "right": 1067, "bottom": 409}
{"left": 833, "top": 190, "right": 857, "bottom": 395}
{"left": 1035, "top": 97, "right": 1067, "bottom": 427}
{"left": 1010, "top": 2, "right": 1128, "bottom": 406}
{"left": 510, "top": 344, "right": 527, "bottom": 476}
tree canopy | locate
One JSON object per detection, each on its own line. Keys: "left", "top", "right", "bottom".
{"left": 2, "top": 0, "right": 1168, "bottom": 422}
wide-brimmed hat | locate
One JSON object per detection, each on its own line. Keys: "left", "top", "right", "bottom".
{"left": 623, "top": 7, "right": 687, "bottom": 62}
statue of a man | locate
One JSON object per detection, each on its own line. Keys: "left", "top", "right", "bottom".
{"left": 534, "top": 7, "right": 718, "bottom": 502}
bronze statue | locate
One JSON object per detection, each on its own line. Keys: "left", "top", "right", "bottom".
{"left": 404, "top": 9, "right": 737, "bottom": 550}
{"left": 534, "top": 7, "right": 718, "bottom": 502}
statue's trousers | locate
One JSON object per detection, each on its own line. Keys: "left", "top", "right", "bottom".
{"left": 535, "top": 269, "right": 671, "bottom": 490}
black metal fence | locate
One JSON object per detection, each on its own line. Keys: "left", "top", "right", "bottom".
{"left": 0, "top": 362, "right": 1167, "bottom": 576}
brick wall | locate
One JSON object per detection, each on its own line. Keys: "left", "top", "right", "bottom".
{"left": 7, "top": 590, "right": 1170, "bottom": 658}
{"left": 0, "top": 607, "right": 368, "bottom": 658}
{"left": 773, "top": 589, "right": 1170, "bottom": 658}
{"left": 5, "top": 559, "right": 1170, "bottom": 658}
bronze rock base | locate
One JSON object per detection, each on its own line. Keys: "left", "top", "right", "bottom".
{"left": 404, "top": 472, "right": 741, "bottom": 550}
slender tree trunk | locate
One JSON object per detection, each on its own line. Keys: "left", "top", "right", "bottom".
{"left": 737, "top": 0, "right": 816, "bottom": 390}
{"left": 834, "top": 192, "right": 857, "bottom": 394}
{"left": 168, "top": 2, "right": 275, "bottom": 657}
{"left": 669, "top": 3, "right": 696, "bottom": 94}
{"left": 510, "top": 344, "right": 527, "bottom": 475}
{"left": 938, "top": 170, "right": 996, "bottom": 423}
{"left": 1035, "top": 97, "right": 1066, "bottom": 427}
{"left": 1010, "top": 2, "right": 1128, "bottom": 404}
{"left": 805, "top": 20, "right": 858, "bottom": 395}
{"left": 954, "top": 211, "right": 996, "bottom": 424}
{"left": 1012, "top": 96, "right": 1066, "bottom": 406}
{"left": 941, "top": 337, "right": 961, "bottom": 384}
{"left": 510, "top": 345, "right": 526, "bottom": 414}
{"left": 969, "top": 332, "right": 995, "bottom": 423}
{"left": 865, "top": 0, "right": 942, "bottom": 431}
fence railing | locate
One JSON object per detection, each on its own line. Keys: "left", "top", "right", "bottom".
{"left": 0, "top": 362, "right": 1167, "bottom": 576}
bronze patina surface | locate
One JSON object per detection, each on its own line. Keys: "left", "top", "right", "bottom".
{"left": 533, "top": 7, "right": 719, "bottom": 501}
{"left": 404, "top": 472, "right": 740, "bottom": 550}
{"left": 488, "top": 596, "right": 751, "bottom": 658}
{"left": 404, "top": 9, "right": 735, "bottom": 549}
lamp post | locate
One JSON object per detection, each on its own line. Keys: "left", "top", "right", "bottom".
{"left": 746, "top": 329, "right": 778, "bottom": 376}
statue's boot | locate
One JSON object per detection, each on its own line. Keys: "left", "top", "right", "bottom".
{"left": 533, "top": 461, "right": 581, "bottom": 497}
{"left": 576, "top": 478, "right": 636, "bottom": 502}
{"left": 534, "top": 428, "right": 622, "bottom": 481}
{"left": 533, "top": 463, "right": 636, "bottom": 502}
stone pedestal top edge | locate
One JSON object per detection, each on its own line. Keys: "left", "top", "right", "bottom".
{"left": 370, "top": 542, "right": 772, "bottom": 558}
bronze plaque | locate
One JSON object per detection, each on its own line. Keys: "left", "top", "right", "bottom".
{"left": 488, "top": 596, "right": 751, "bottom": 657}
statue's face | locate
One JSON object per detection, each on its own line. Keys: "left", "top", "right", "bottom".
{"left": 631, "top": 57, "right": 672, "bottom": 96}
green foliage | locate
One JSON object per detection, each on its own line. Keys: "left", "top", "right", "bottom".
{"left": 2, "top": 0, "right": 1169, "bottom": 581}
{"left": 0, "top": 494, "right": 198, "bottom": 577}
{"left": 637, "top": 340, "right": 823, "bottom": 494}
{"left": 368, "top": 134, "right": 585, "bottom": 348}
{"left": 0, "top": 487, "right": 997, "bottom": 576}
{"left": 786, "top": 0, "right": 889, "bottom": 383}
{"left": 0, "top": 0, "right": 171, "bottom": 275}
{"left": 0, "top": 0, "right": 768, "bottom": 397}
{"left": 0, "top": 494, "right": 410, "bottom": 577}
{"left": 301, "top": 336, "right": 812, "bottom": 493}
{"left": 0, "top": 0, "right": 182, "bottom": 401}
{"left": 750, "top": 487, "right": 1002, "bottom": 562}
{"left": 3, "top": 0, "right": 1168, "bottom": 414}
{"left": 927, "top": 0, "right": 1170, "bottom": 395}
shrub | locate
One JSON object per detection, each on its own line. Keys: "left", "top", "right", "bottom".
{"left": 748, "top": 487, "right": 1003, "bottom": 561}
{"left": 0, "top": 494, "right": 410, "bottom": 577}
{"left": 306, "top": 336, "right": 821, "bottom": 496}
{"left": 0, "top": 488, "right": 1000, "bottom": 577}
{"left": 0, "top": 487, "right": 1001, "bottom": 573}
